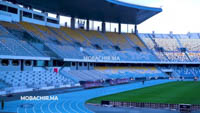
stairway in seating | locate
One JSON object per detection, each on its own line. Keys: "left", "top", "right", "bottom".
{"left": 135, "top": 34, "right": 161, "bottom": 61}
{"left": 98, "top": 32, "right": 114, "bottom": 47}
{"left": 147, "top": 34, "right": 170, "bottom": 61}
{"left": 0, "top": 24, "right": 9, "bottom": 36}
{"left": 123, "top": 34, "right": 137, "bottom": 47}
{"left": 174, "top": 35, "right": 192, "bottom": 62}
{"left": 76, "top": 29, "right": 94, "bottom": 47}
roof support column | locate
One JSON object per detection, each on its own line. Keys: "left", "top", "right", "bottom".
{"left": 86, "top": 19, "right": 90, "bottom": 31}
{"left": 135, "top": 24, "right": 138, "bottom": 35}
{"left": 71, "top": 17, "right": 75, "bottom": 29}
{"left": 102, "top": 21, "right": 106, "bottom": 33}
{"left": 127, "top": 24, "right": 129, "bottom": 33}
{"left": 110, "top": 23, "right": 111, "bottom": 32}
{"left": 56, "top": 14, "right": 60, "bottom": 19}
{"left": 118, "top": 23, "right": 121, "bottom": 34}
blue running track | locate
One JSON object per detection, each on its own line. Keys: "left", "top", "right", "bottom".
{"left": 0, "top": 80, "right": 173, "bottom": 113}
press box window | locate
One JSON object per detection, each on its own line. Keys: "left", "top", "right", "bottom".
{"left": 33, "top": 14, "right": 44, "bottom": 21}
{"left": 47, "top": 18, "right": 58, "bottom": 24}
{"left": 1, "top": 60, "right": 9, "bottom": 66}
{"left": 23, "top": 11, "right": 32, "bottom": 18}
{"left": 72, "top": 62, "right": 76, "bottom": 66}
{"left": 0, "top": 4, "right": 7, "bottom": 11}
{"left": 12, "top": 60, "right": 19, "bottom": 66}
{"left": 8, "top": 7, "right": 18, "bottom": 14}
{"left": 25, "top": 60, "right": 32, "bottom": 66}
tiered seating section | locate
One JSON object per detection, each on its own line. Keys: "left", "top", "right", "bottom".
{"left": 77, "top": 29, "right": 110, "bottom": 47}
{"left": 0, "top": 71, "right": 75, "bottom": 91}
{"left": 0, "top": 21, "right": 158, "bottom": 62}
{"left": 160, "top": 66, "right": 200, "bottom": 78}
{"left": 1, "top": 21, "right": 200, "bottom": 62}
{"left": 1, "top": 20, "right": 200, "bottom": 93}
{"left": 175, "top": 67, "right": 200, "bottom": 77}
{"left": 66, "top": 70, "right": 108, "bottom": 81}
{"left": 2, "top": 14, "right": 200, "bottom": 98}
{"left": 95, "top": 66, "right": 166, "bottom": 79}
{"left": 0, "top": 81, "right": 9, "bottom": 91}
{"left": 59, "top": 66, "right": 167, "bottom": 87}
{"left": 140, "top": 33, "right": 200, "bottom": 62}
{"left": 0, "top": 38, "right": 44, "bottom": 57}
{"left": 0, "top": 66, "right": 166, "bottom": 93}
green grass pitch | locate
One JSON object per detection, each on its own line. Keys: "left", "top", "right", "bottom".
{"left": 87, "top": 81, "right": 200, "bottom": 104}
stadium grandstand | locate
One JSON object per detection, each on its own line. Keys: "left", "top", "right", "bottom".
{"left": 0, "top": 0, "right": 199, "bottom": 113}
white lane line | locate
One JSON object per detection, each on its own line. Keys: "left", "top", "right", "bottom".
{"left": 17, "top": 102, "right": 24, "bottom": 113}
{"left": 25, "top": 107, "right": 27, "bottom": 113}
{"left": 17, "top": 106, "right": 20, "bottom": 113}
{"left": 76, "top": 101, "right": 88, "bottom": 113}
{"left": 80, "top": 99, "right": 95, "bottom": 113}
{"left": 69, "top": 100, "right": 79, "bottom": 113}
{"left": 62, "top": 99, "right": 71, "bottom": 113}
{"left": 40, "top": 101, "right": 48, "bottom": 113}
{"left": 83, "top": 103, "right": 95, "bottom": 113}
{"left": 47, "top": 101, "right": 54, "bottom": 113}
{"left": 32, "top": 101, "right": 41, "bottom": 113}
{"left": 55, "top": 101, "right": 62, "bottom": 113}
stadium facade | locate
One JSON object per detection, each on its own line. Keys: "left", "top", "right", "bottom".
{"left": 0, "top": 0, "right": 199, "bottom": 96}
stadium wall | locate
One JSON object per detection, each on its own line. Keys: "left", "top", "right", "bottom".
{"left": 0, "top": 1, "right": 60, "bottom": 28}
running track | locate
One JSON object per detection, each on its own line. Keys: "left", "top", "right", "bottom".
{"left": 0, "top": 80, "right": 173, "bottom": 113}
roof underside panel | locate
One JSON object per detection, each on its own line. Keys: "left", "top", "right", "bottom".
{"left": 9, "top": 0, "right": 162, "bottom": 24}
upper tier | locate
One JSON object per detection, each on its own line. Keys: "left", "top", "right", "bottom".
{"left": 1, "top": 21, "right": 200, "bottom": 63}
{"left": 0, "top": 21, "right": 158, "bottom": 62}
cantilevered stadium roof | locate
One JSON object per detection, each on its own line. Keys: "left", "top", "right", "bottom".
{"left": 9, "top": 0, "right": 162, "bottom": 24}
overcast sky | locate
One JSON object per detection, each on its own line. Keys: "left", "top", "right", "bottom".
{"left": 120, "top": 0, "right": 200, "bottom": 34}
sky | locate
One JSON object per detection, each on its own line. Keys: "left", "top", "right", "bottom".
{"left": 58, "top": 0, "right": 200, "bottom": 34}
{"left": 120, "top": 0, "right": 200, "bottom": 34}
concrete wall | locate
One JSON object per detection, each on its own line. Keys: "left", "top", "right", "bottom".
{"left": 0, "top": 1, "right": 20, "bottom": 22}
{"left": 0, "top": 1, "right": 60, "bottom": 28}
